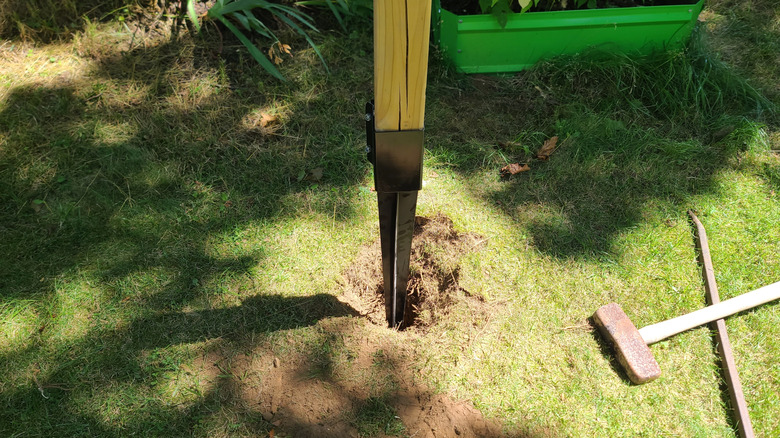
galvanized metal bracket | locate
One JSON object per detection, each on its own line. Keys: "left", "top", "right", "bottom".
{"left": 365, "top": 101, "right": 424, "bottom": 193}
{"left": 373, "top": 130, "right": 424, "bottom": 193}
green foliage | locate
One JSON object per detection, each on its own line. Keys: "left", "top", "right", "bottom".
{"left": 200, "top": 0, "right": 328, "bottom": 81}
{"left": 475, "top": 0, "right": 688, "bottom": 28}
{"left": 186, "top": 0, "right": 201, "bottom": 32}
{"left": 295, "top": 0, "right": 374, "bottom": 30}
{"left": 1, "top": 1, "right": 778, "bottom": 436}
{"left": 477, "top": 0, "right": 592, "bottom": 27}
{"left": 0, "top": 0, "right": 137, "bottom": 40}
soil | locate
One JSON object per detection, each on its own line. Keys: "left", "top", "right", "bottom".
{"left": 340, "top": 214, "right": 487, "bottom": 330}
{"left": 187, "top": 214, "right": 506, "bottom": 437}
{"left": 193, "top": 318, "right": 508, "bottom": 437}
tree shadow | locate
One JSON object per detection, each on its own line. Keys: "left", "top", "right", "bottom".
{"left": 0, "top": 0, "right": 185, "bottom": 43}
{"left": 0, "top": 25, "right": 377, "bottom": 437}
{"left": 0, "top": 293, "right": 359, "bottom": 436}
{"left": 425, "top": 52, "right": 775, "bottom": 260}
{"left": 0, "top": 35, "right": 367, "bottom": 299}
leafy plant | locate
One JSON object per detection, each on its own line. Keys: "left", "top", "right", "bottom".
{"left": 479, "top": 0, "right": 592, "bottom": 27}
{"left": 294, "top": 0, "right": 374, "bottom": 30}
{"left": 476, "top": 0, "right": 683, "bottom": 28}
{"left": 189, "top": 0, "right": 329, "bottom": 81}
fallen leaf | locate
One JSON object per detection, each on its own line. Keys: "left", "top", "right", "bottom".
{"left": 269, "top": 429, "right": 275, "bottom": 438}
{"left": 268, "top": 47, "right": 282, "bottom": 65}
{"left": 536, "top": 136, "right": 558, "bottom": 160}
{"left": 268, "top": 42, "right": 293, "bottom": 65}
{"left": 259, "top": 112, "right": 277, "bottom": 128}
{"left": 500, "top": 163, "right": 530, "bottom": 177}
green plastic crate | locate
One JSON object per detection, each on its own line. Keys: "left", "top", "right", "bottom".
{"left": 433, "top": 0, "right": 705, "bottom": 73}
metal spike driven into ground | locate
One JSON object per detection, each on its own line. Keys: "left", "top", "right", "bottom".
{"left": 370, "top": 0, "right": 432, "bottom": 328}
{"left": 377, "top": 191, "right": 417, "bottom": 328}
{"left": 366, "top": 102, "right": 424, "bottom": 329}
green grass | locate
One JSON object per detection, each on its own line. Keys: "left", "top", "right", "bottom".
{"left": 1, "top": 2, "right": 779, "bottom": 437}
{"left": 0, "top": 0, "right": 139, "bottom": 41}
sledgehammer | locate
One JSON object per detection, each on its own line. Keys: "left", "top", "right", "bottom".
{"left": 593, "top": 281, "right": 780, "bottom": 384}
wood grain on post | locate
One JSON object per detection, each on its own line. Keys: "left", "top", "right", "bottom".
{"left": 373, "top": 0, "right": 432, "bottom": 131}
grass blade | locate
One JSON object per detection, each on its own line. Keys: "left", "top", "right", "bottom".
{"left": 271, "top": 11, "right": 329, "bottom": 73}
{"left": 323, "top": 0, "right": 346, "bottom": 31}
{"left": 219, "top": 0, "right": 272, "bottom": 16}
{"left": 187, "top": 0, "right": 201, "bottom": 32}
{"left": 217, "top": 15, "right": 285, "bottom": 81}
{"left": 267, "top": 3, "right": 318, "bottom": 32}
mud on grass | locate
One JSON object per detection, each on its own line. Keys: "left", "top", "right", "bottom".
{"left": 341, "top": 214, "right": 488, "bottom": 330}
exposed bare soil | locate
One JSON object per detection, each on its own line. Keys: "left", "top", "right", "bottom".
{"left": 188, "top": 214, "right": 507, "bottom": 437}
{"left": 340, "top": 214, "right": 488, "bottom": 330}
{"left": 193, "top": 317, "right": 508, "bottom": 437}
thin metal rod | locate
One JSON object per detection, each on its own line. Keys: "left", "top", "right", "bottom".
{"left": 689, "top": 210, "right": 754, "bottom": 438}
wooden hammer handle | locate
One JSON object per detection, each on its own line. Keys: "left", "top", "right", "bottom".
{"left": 638, "top": 280, "right": 780, "bottom": 345}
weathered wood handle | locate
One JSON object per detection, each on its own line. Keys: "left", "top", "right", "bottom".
{"left": 638, "top": 281, "right": 780, "bottom": 345}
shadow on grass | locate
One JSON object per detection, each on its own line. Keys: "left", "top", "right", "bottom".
{"left": 0, "top": 292, "right": 360, "bottom": 435}
{"left": 0, "top": 35, "right": 368, "bottom": 300}
{"left": 0, "top": 0, "right": 183, "bottom": 42}
{"left": 0, "top": 30, "right": 376, "bottom": 436}
{"left": 425, "top": 45, "right": 776, "bottom": 259}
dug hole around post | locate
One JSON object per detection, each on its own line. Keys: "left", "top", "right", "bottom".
{"left": 192, "top": 214, "right": 509, "bottom": 437}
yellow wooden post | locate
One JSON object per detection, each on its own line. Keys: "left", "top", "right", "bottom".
{"left": 371, "top": 0, "right": 432, "bottom": 328}
{"left": 374, "top": 0, "right": 432, "bottom": 132}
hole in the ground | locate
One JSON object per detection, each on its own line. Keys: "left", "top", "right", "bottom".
{"left": 341, "top": 214, "right": 486, "bottom": 329}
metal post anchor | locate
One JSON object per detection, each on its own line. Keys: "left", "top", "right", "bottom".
{"left": 366, "top": 101, "right": 424, "bottom": 328}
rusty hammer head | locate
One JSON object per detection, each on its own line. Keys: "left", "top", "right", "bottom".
{"left": 593, "top": 303, "right": 661, "bottom": 384}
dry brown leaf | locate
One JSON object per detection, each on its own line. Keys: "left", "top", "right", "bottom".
{"left": 500, "top": 163, "right": 530, "bottom": 177}
{"left": 268, "top": 43, "right": 293, "bottom": 65}
{"left": 536, "top": 136, "right": 558, "bottom": 160}
{"left": 259, "top": 112, "right": 277, "bottom": 128}
{"left": 268, "top": 47, "right": 282, "bottom": 65}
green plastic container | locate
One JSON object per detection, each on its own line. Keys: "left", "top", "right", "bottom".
{"left": 433, "top": 0, "right": 705, "bottom": 73}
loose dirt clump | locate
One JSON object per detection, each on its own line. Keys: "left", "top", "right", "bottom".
{"left": 341, "top": 214, "right": 486, "bottom": 329}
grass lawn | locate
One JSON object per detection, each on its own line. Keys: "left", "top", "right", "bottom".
{"left": 1, "top": 0, "right": 779, "bottom": 436}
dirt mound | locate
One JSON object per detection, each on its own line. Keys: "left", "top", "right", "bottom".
{"left": 341, "top": 214, "right": 486, "bottom": 329}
